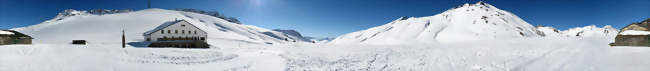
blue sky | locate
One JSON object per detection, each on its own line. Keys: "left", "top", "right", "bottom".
{"left": 1, "top": 0, "right": 648, "bottom": 37}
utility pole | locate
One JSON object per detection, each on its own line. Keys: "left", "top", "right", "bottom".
{"left": 147, "top": 0, "right": 151, "bottom": 8}
{"left": 122, "top": 23, "right": 126, "bottom": 48}
{"left": 122, "top": 30, "right": 126, "bottom": 48}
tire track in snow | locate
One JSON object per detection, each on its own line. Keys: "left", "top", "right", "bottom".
{"left": 508, "top": 42, "right": 573, "bottom": 71}
{"left": 120, "top": 49, "right": 238, "bottom": 65}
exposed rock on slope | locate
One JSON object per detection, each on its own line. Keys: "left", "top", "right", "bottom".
{"left": 330, "top": 2, "right": 540, "bottom": 44}
{"left": 621, "top": 18, "right": 650, "bottom": 32}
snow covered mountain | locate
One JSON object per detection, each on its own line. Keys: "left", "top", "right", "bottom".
{"left": 303, "top": 36, "right": 334, "bottom": 43}
{"left": 12, "top": 8, "right": 309, "bottom": 45}
{"left": 536, "top": 25, "right": 618, "bottom": 37}
{"left": 330, "top": 2, "right": 620, "bottom": 44}
{"left": 330, "top": 2, "right": 541, "bottom": 44}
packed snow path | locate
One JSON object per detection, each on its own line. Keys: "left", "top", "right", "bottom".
{"left": 1, "top": 37, "right": 650, "bottom": 71}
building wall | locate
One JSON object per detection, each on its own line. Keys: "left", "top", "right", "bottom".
{"left": 17, "top": 38, "right": 31, "bottom": 44}
{"left": 613, "top": 35, "right": 650, "bottom": 46}
{"left": 146, "top": 21, "right": 208, "bottom": 42}
{"left": 0, "top": 36, "right": 9, "bottom": 45}
{"left": 0, "top": 35, "right": 31, "bottom": 45}
{"left": 148, "top": 41, "right": 209, "bottom": 48}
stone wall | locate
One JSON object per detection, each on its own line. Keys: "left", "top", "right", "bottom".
{"left": 612, "top": 35, "right": 650, "bottom": 46}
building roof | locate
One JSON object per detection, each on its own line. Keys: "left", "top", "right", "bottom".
{"left": 619, "top": 30, "right": 650, "bottom": 35}
{"left": 0, "top": 30, "right": 14, "bottom": 35}
{"left": 0, "top": 30, "right": 33, "bottom": 39}
{"left": 143, "top": 19, "right": 206, "bottom": 36}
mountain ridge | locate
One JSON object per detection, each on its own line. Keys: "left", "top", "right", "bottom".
{"left": 329, "top": 2, "right": 618, "bottom": 44}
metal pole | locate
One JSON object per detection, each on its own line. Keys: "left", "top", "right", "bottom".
{"left": 122, "top": 23, "right": 126, "bottom": 48}
{"left": 122, "top": 29, "right": 125, "bottom": 48}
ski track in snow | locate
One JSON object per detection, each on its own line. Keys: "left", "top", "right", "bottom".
{"left": 1, "top": 36, "right": 650, "bottom": 71}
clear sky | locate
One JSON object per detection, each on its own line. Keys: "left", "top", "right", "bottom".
{"left": 1, "top": 0, "right": 648, "bottom": 37}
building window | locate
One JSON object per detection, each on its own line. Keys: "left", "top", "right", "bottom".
{"left": 200, "top": 37, "right": 205, "bottom": 40}
{"left": 181, "top": 24, "right": 185, "bottom": 27}
{"left": 146, "top": 38, "right": 151, "bottom": 41}
{"left": 168, "top": 30, "right": 171, "bottom": 33}
{"left": 175, "top": 30, "right": 178, "bottom": 34}
{"left": 182, "top": 30, "right": 185, "bottom": 34}
{"left": 161, "top": 30, "right": 164, "bottom": 34}
{"left": 194, "top": 30, "right": 197, "bottom": 34}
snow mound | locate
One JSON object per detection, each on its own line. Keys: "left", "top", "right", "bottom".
{"left": 330, "top": 2, "right": 540, "bottom": 44}
{"left": 619, "top": 30, "right": 650, "bottom": 35}
{"left": 11, "top": 8, "right": 308, "bottom": 45}
{"left": 0, "top": 30, "right": 14, "bottom": 35}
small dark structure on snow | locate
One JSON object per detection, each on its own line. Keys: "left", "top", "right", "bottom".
{"left": 72, "top": 40, "right": 87, "bottom": 45}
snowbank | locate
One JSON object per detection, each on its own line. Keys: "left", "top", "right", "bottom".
{"left": 619, "top": 30, "right": 650, "bottom": 35}
{"left": 0, "top": 31, "right": 13, "bottom": 35}
{"left": 2, "top": 37, "right": 650, "bottom": 71}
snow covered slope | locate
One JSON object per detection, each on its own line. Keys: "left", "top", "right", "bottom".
{"left": 536, "top": 25, "right": 618, "bottom": 37}
{"left": 330, "top": 2, "right": 620, "bottom": 44}
{"left": 330, "top": 2, "right": 541, "bottom": 44}
{"left": 12, "top": 8, "right": 308, "bottom": 45}
{"left": 535, "top": 25, "right": 618, "bottom": 42}
{"left": 564, "top": 25, "right": 618, "bottom": 37}
{"left": 534, "top": 26, "right": 562, "bottom": 37}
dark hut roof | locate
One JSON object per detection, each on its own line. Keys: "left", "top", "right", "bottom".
{"left": 0, "top": 30, "right": 33, "bottom": 39}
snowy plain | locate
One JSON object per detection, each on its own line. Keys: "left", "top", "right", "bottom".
{"left": 1, "top": 2, "right": 649, "bottom": 71}
{"left": 1, "top": 36, "right": 650, "bottom": 71}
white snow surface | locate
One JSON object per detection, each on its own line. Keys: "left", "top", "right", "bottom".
{"left": 0, "top": 31, "right": 14, "bottom": 35}
{"left": 2, "top": 36, "right": 650, "bottom": 71}
{"left": 534, "top": 25, "right": 618, "bottom": 42}
{"left": 558, "top": 25, "right": 618, "bottom": 37}
{"left": 619, "top": 30, "right": 650, "bottom": 35}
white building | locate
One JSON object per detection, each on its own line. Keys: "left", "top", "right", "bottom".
{"left": 143, "top": 20, "right": 209, "bottom": 48}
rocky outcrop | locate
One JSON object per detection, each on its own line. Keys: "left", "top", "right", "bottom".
{"left": 621, "top": 18, "right": 650, "bottom": 31}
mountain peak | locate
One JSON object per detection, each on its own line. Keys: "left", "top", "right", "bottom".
{"left": 330, "top": 2, "right": 542, "bottom": 44}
